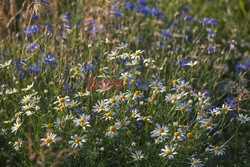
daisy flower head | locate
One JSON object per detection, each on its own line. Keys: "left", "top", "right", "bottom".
{"left": 40, "top": 133, "right": 57, "bottom": 146}
{"left": 137, "top": 115, "right": 153, "bottom": 123}
{"left": 73, "top": 113, "right": 91, "bottom": 130}
{"left": 184, "top": 60, "right": 198, "bottom": 67}
{"left": 69, "top": 134, "right": 87, "bottom": 148}
{"left": 131, "top": 150, "right": 145, "bottom": 161}
{"left": 150, "top": 123, "right": 169, "bottom": 143}
{"left": 209, "top": 145, "right": 226, "bottom": 156}
{"left": 237, "top": 114, "right": 250, "bottom": 124}
{"left": 14, "top": 138, "right": 23, "bottom": 150}
{"left": 54, "top": 96, "right": 70, "bottom": 106}
{"left": 176, "top": 102, "right": 192, "bottom": 112}
{"left": 143, "top": 57, "right": 155, "bottom": 67}
{"left": 92, "top": 100, "right": 108, "bottom": 113}
{"left": 172, "top": 131, "right": 186, "bottom": 141}
{"left": 200, "top": 118, "right": 216, "bottom": 130}
{"left": 159, "top": 145, "right": 177, "bottom": 160}
{"left": 188, "top": 157, "right": 204, "bottom": 167}
{"left": 165, "top": 93, "right": 181, "bottom": 103}
{"left": 11, "top": 121, "right": 22, "bottom": 134}
{"left": 131, "top": 50, "right": 144, "bottom": 60}
{"left": 105, "top": 124, "right": 120, "bottom": 137}
{"left": 221, "top": 104, "right": 233, "bottom": 113}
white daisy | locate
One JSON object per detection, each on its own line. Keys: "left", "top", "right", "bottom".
{"left": 69, "top": 134, "right": 87, "bottom": 148}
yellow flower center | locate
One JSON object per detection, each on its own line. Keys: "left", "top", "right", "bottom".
{"left": 193, "top": 161, "right": 198, "bottom": 165}
{"left": 59, "top": 98, "right": 65, "bottom": 103}
{"left": 75, "top": 137, "right": 82, "bottom": 143}
{"left": 45, "top": 137, "right": 52, "bottom": 143}
{"left": 59, "top": 105, "right": 65, "bottom": 111}
{"left": 79, "top": 118, "right": 85, "bottom": 123}
{"left": 134, "top": 91, "right": 140, "bottom": 96}
{"left": 152, "top": 93, "right": 157, "bottom": 98}
{"left": 46, "top": 123, "right": 52, "bottom": 128}
{"left": 109, "top": 126, "right": 116, "bottom": 132}
{"left": 215, "top": 146, "right": 221, "bottom": 151}
{"left": 58, "top": 121, "right": 63, "bottom": 126}
{"left": 98, "top": 105, "right": 104, "bottom": 110}
{"left": 143, "top": 116, "right": 147, "bottom": 121}
{"left": 73, "top": 72, "right": 80, "bottom": 78}
{"left": 205, "top": 122, "right": 211, "bottom": 127}
{"left": 171, "top": 96, "right": 177, "bottom": 101}
{"left": 165, "top": 150, "right": 172, "bottom": 155}
{"left": 178, "top": 125, "right": 184, "bottom": 128}
{"left": 119, "top": 95, "right": 125, "bottom": 99}
{"left": 24, "top": 97, "right": 30, "bottom": 103}
{"left": 221, "top": 107, "right": 227, "bottom": 112}
{"left": 14, "top": 113, "right": 19, "bottom": 118}
{"left": 172, "top": 79, "right": 177, "bottom": 84}
{"left": 131, "top": 113, "right": 136, "bottom": 118}
{"left": 158, "top": 129, "right": 164, "bottom": 134}
{"left": 187, "top": 132, "right": 193, "bottom": 138}
{"left": 105, "top": 112, "right": 112, "bottom": 117}
{"left": 74, "top": 66, "right": 79, "bottom": 71}
{"left": 135, "top": 51, "right": 140, "bottom": 56}
{"left": 99, "top": 68, "right": 104, "bottom": 72}
{"left": 174, "top": 132, "right": 180, "bottom": 137}
{"left": 109, "top": 98, "right": 116, "bottom": 103}
{"left": 126, "top": 130, "right": 132, "bottom": 136}
{"left": 147, "top": 57, "right": 153, "bottom": 61}
{"left": 180, "top": 107, "right": 186, "bottom": 112}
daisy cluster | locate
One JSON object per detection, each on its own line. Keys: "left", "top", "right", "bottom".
{"left": 0, "top": 0, "right": 249, "bottom": 166}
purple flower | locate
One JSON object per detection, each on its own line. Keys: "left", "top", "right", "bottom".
{"left": 110, "top": 9, "right": 123, "bottom": 17}
{"left": 23, "top": 25, "right": 40, "bottom": 34}
{"left": 199, "top": 17, "right": 218, "bottom": 25}
{"left": 135, "top": 5, "right": 151, "bottom": 16}
{"left": 234, "top": 63, "right": 247, "bottom": 72}
{"left": 26, "top": 43, "right": 39, "bottom": 51}
{"left": 32, "top": 14, "right": 39, "bottom": 20}
{"left": 27, "top": 64, "right": 40, "bottom": 74}
{"left": 160, "top": 29, "right": 173, "bottom": 39}
{"left": 179, "top": 6, "right": 190, "bottom": 12}
{"left": 43, "top": 54, "right": 56, "bottom": 64}
{"left": 151, "top": 8, "right": 163, "bottom": 18}
{"left": 19, "top": 71, "right": 25, "bottom": 78}
{"left": 89, "top": 25, "right": 99, "bottom": 34}
{"left": 13, "top": 60, "right": 21, "bottom": 67}
{"left": 206, "top": 28, "right": 216, "bottom": 38}
{"left": 124, "top": 1, "right": 134, "bottom": 10}
{"left": 64, "top": 13, "right": 72, "bottom": 20}
{"left": 225, "top": 96, "right": 237, "bottom": 108}
{"left": 207, "top": 45, "right": 216, "bottom": 54}
{"left": 137, "top": 0, "right": 147, "bottom": 6}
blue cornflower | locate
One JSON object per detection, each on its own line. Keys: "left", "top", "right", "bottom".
{"left": 206, "top": 28, "right": 216, "bottom": 38}
{"left": 160, "top": 29, "right": 173, "bottom": 39}
{"left": 234, "top": 63, "right": 247, "bottom": 72}
{"left": 43, "top": 54, "right": 56, "bottom": 64}
{"left": 124, "top": 1, "right": 134, "bottom": 10}
{"left": 179, "top": 5, "right": 190, "bottom": 12}
{"left": 184, "top": 15, "right": 193, "bottom": 22}
{"left": 64, "top": 13, "right": 72, "bottom": 20}
{"left": 137, "top": 0, "right": 147, "bottom": 6}
{"left": 89, "top": 26, "right": 99, "bottom": 34}
{"left": 110, "top": 9, "right": 123, "bottom": 17}
{"left": 45, "top": 23, "right": 54, "bottom": 35}
{"left": 27, "top": 64, "right": 40, "bottom": 74}
{"left": 135, "top": 5, "right": 151, "bottom": 16}
{"left": 150, "top": 8, "right": 163, "bottom": 19}
{"left": 19, "top": 71, "right": 25, "bottom": 78}
{"left": 178, "top": 58, "right": 189, "bottom": 66}
{"left": 23, "top": 25, "right": 40, "bottom": 34}
{"left": 88, "top": 19, "right": 95, "bottom": 25}
{"left": 26, "top": 43, "right": 39, "bottom": 51}
{"left": 32, "top": 14, "right": 39, "bottom": 20}
{"left": 13, "top": 60, "right": 21, "bottom": 67}
{"left": 207, "top": 45, "right": 216, "bottom": 54}
{"left": 199, "top": 17, "right": 218, "bottom": 25}
{"left": 225, "top": 96, "right": 237, "bottom": 108}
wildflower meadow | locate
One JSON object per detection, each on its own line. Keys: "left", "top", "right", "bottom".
{"left": 0, "top": 0, "right": 249, "bottom": 166}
